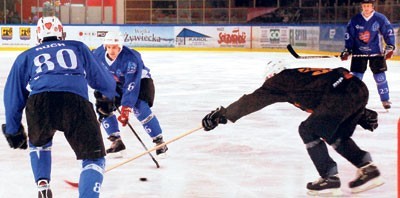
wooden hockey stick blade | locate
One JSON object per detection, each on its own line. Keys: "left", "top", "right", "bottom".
{"left": 106, "top": 125, "right": 203, "bottom": 172}
{"left": 287, "top": 44, "right": 338, "bottom": 59}
{"left": 64, "top": 125, "right": 204, "bottom": 188}
{"left": 64, "top": 179, "right": 79, "bottom": 188}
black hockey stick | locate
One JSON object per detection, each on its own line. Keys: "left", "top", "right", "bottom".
{"left": 117, "top": 108, "right": 160, "bottom": 168}
{"left": 287, "top": 44, "right": 338, "bottom": 59}
{"left": 287, "top": 44, "right": 383, "bottom": 59}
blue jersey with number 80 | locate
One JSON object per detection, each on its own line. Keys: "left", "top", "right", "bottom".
{"left": 4, "top": 39, "right": 117, "bottom": 133}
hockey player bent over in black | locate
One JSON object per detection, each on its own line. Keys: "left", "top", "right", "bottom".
{"left": 202, "top": 63, "right": 383, "bottom": 196}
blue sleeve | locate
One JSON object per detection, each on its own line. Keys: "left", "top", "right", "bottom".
{"left": 4, "top": 54, "right": 30, "bottom": 134}
{"left": 81, "top": 45, "right": 117, "bottom": 100}
{"left": 378, "top": 14, "right": 395, "bottom": 47}
{"left": 121, "top": 51, "right": 144, "bottom": 108}
{"left": 344, "top": 19, "right": 356, "bottom": 50}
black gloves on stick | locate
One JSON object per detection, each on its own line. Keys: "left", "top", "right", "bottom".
{"left": 202, "top": 106, "right": 228, "bottom": 131}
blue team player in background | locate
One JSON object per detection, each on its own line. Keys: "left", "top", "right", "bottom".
{"left": 92, "top": 31, "right": 168, "bottom": 156}
{"left": 340, "top": 0, "right": 395, "bottom": 110}
{"left": 2, "top": 16, "right": 117, "bottom": 198}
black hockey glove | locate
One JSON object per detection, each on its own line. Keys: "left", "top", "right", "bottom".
{"left": 2, "top": 124, "right": 28, "bottom": 149}
{"left": 340, "top": 48, "right": 351, "bottom": 61}
{"left": 94, "top": 90, "right": 116, "bottom": 121}
{"left": 384, "top": 45, "right": 395, "bottom": 60}
{"left": 357, "top": 108, "right": 378, "bottom": 132}
{"left": 202, "top": 107, "right": 228, "bottom": 131}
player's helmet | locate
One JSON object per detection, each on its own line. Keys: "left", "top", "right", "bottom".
{"left": 36, "top": 16, "right": 64, "bottom": 44}
{"left": 361, "top": 0, "right": 375, "bottom": 3}
{"left": 103, "top": 31, "right": 123, "bottom": 49}
{"left": 265, "top": 60, "right": 286, "bottom": 79}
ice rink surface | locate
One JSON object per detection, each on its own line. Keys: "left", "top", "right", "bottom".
{"left": 0, "top": 50, "right": 398, "bottom": 197}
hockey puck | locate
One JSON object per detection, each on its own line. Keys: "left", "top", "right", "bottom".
{"left": 139, "top": 177, "right": 147, "bottom": 182}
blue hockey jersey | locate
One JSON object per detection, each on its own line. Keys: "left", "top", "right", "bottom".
{"left": 4, "top": 40, "right": 117, "bottom": 134}
{"left": 344, "top": 11, "right": 395, "bottom": 55}
{"left": 92, "top": 45, "right": 151, "bottom": 108}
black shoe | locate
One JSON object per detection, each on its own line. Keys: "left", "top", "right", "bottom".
{"left": 37, "top": 180, "right": 52, "bottom": 198}
{"left": 106, "top": 136, "right": 126, "bottom": 153}
{"left": 382, "top": 101, "right": 391, "bottom": 109}
{"left": 153, "top": 135, "right": 168, "bottom": 155}
{"left": 349, "top": 162, "right": 384, "bottom": 193}
{"left": 307, "top": 175, "right": 342, "bottom": 196}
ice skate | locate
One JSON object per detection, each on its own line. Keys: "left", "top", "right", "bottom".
{"left": 153, "top": 135, "right": 168, "bottom": 157}
{"left": 382, "top": 101, "right": 391, "bottom": 110}
{"left": 37, "top": 179, "right": 52, "bottom": 198}
{"left": 106, "top": 135, "right": 126, "bottom": 158}
{"left": 306, "top": 175, "right": 342, "bottom": 197}
{"left": 349, "top": 162, "right": 384, "bottom": 193}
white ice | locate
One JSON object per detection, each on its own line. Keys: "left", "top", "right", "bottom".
{"left": 0, "top": 50, "right": 398, "bottom": 198}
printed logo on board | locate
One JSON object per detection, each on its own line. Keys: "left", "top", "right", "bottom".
{"left": 97, "top": 31, "right": 108, "bottom": 37}
{"left": 20, "top": 27, "right": 31, "bottom": 40}
{"left": 1, "top": 27, "right": 13, "bottom": 40}
{"left": 217, "top": 27, "right": 246, "bottom": 45}
{"left": 175, "top": 28, "right": 210, "bottom": 46}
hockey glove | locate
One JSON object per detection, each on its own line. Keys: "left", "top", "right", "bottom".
{"left": 118, "top": 106, "right": 132, "bottom": 126}
{"left": 357, "top": 108, "right": 378, "bottom": 132}
{"left": 384, "top": 45, "right": 395, "bottom": 60}
{"left": 94, "top": 90, "right": 116, "bottom": 121}
{"left": 202, "top": 106, "right": 228, "bottom": 131}
{"left": 340, "top": 48, "right": 351, "bottom": 61}
{"left": 2, "top": 124, "right": 28, "bottom": 149}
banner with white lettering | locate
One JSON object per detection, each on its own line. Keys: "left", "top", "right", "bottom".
{"left": 120, "top": 26, "right": 174, "bottom": 47}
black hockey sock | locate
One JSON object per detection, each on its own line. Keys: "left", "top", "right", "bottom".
{"left": 332, "top": 138, "right": 371, "bottom": 167}
{"left": 306, "top": 139, "right": 338, "bottom": 177}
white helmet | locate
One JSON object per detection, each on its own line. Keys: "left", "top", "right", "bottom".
{"left": 103, "top": 31, "right": 123, "bottom": 49}
{"left": 265, "top": 60, "right": 287, "bottom": 79}
{"left": 36, "top": 16, "right": 64, "bottom": 43}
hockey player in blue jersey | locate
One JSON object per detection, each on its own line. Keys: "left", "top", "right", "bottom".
{"left": 92, "top": 31, "right": 168, "bottom": 156}
{"left": 2, "top": 16, "right": 117, "bottom": 198}
{"left": 340, "top": 0, "right": 395, "bottom": 109}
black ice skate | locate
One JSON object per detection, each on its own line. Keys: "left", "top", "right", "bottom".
{"left": 306, "top": 175, "right": 342, "bottom": 197}
{"left": 153, "top": 135, "right": 168, "bottom": 155}
{"left": 37, "top": 179, "right": 52, "bottom": 198}
{"left": 349, "top": 162, "right": 384, "bottom": 193}
{"left": 106, "top": 135, "right": 126, "bottom": 154}
{"left": 382, "top": 101, "right": 391, "bottom": 109}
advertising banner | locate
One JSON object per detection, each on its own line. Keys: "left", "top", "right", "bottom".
{"left": 0, "top": 25, "right": 36, "bottom": 48}
{"left": 288, "top": 26, "right": 320, "bottom": 49}
{"left": 64, "top": 25, "right": 120, "bottom": 49}
{"left": 120, "top": 26, "right": 175, "bottom": 48}
{"left": 319, "top": 25, "right": 346, "bottom": 52}
{"left": 175, "top": 26, "right": 251, "bottom": 48}
{"left": 252, "top": 26, "right": 290, "bottom": 48}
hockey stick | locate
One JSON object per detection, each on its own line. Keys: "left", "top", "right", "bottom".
{"left": 287, "top": 44, "right": 383, "bottom": 59}
{"left": 64, "top": 125, "right": 204, "bottom": 188}
{"left": 287, "top": 44, "right": 338, "bottom": 59}
{"left": 117, "top": 108, "right": 160, "bottom": 169}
